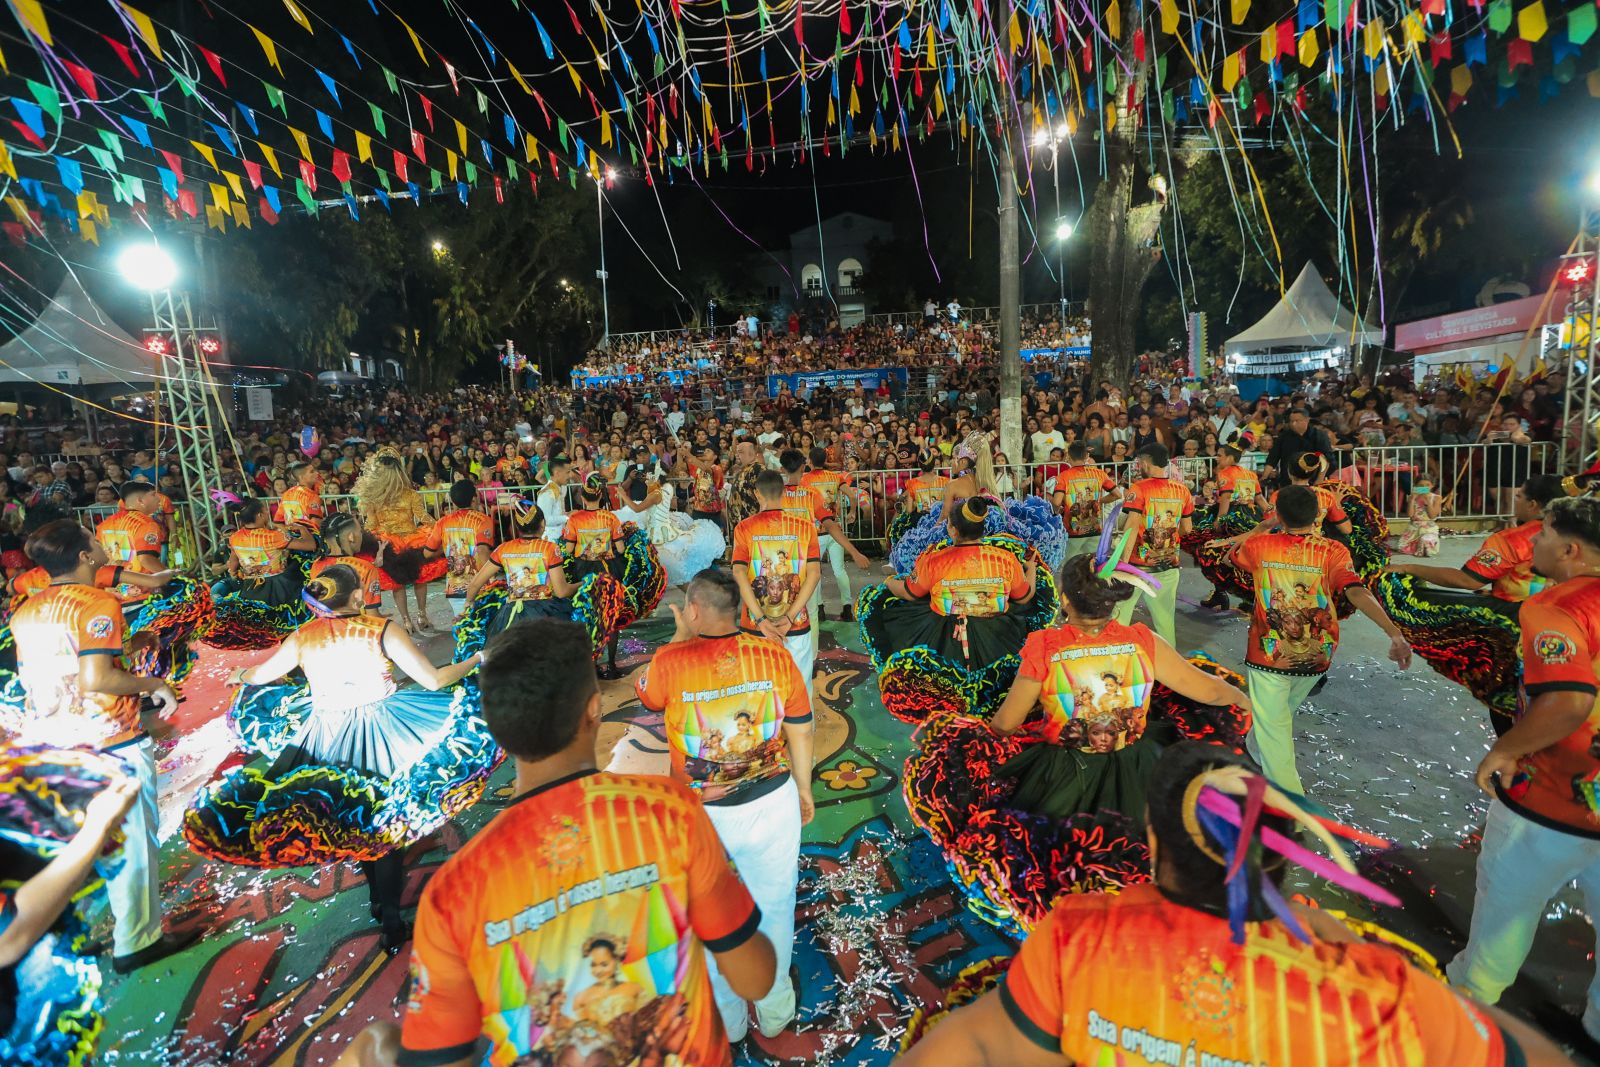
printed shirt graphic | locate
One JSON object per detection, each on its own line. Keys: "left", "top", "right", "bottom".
{"left": 1002, "top": 885, "right": 1512, "bottom": 1067}
{"left": 495, "top": 454, "right": 531, "bottom": 484}
{"left": 1462, "top": 520, "right": 1546, "bottom": 601}
{"left": 1267, "top": 486, "right": 1348, "bottom": 534}
{"left": 230, "top": 527, "right": 290, "bottom": 580}
{"left": 1019, "top": 622, "right": 1158, "bottom": 750}
{"left": 779, "top": 483, "right": 833, "bottom": 527}
{"left": 905, "top": 543, "right": 1029, "bottom": 618}
{"left": 688, "top": 464, "right": 725, "bottom": 513}
{"left": 799, "top": 469, "right": 851, "bottom": 513}
{"left": 277, "top": 484, "right": 324, "bottom": 527}
{"left": 296, "top": 614, "right": 396, "bottom": 711}
{"left": 430, "top": 508, "right": 496, "bottom": 597}
{"left": 11, "top": 584, "right": 138, "bottom": 747}
{"left": 400, "top": 771, "right": 759, "bottom": 1067}
{"left": 637, "top": 633, "right": 812, "bottom": 805}
{"left": 1505, "top": 575, "right": 1600, "bottom": 835}
{"left": 906, "top": 473, "right": 949, "bottom": 510}
{"left": 732, "top": 509, "right": 820, "bottom": 634}
{"left": 492, "top": 538, "right": 564, "bottom": 601}
{"left": 1216, "top": 463, "right": 1261, "bottom": 506}
{"left": 1060, "top": 465, "right": 1116, "bottom": 538}
{"left": 563, "top": 509, "right": 624, "bottom": 563}
{"left": 310, "top": 555, "right": 383, "bottom": 609}
{"left": 1123, "top": 478, "right": 1194, "bottom": 571}
{"left": 96, "top": 509, "right": 164, "bottom": 600}
{"left": 1233, "top": 533, "right": 1363, "bottom": 676}
{"left": 11, "top": 566, "right": 48, "bottom": 601}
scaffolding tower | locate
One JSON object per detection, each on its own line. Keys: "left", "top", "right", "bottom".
{"left": 148, "top": 286, "right": 227, "bottom": 560}
{"left": 1561, "top": 207, "right": 1600, "bottom": 475}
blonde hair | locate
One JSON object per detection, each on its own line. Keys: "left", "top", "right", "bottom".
{"left": 353, "top": 447, "right": 420, "bottom": 525}
{"left": 963, "top": 432, "right": 1000, "bottom": 497}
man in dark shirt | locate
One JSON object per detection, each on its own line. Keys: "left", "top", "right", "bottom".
{"left": 1264, "top": 408, "right": 1340, "bottom": 479}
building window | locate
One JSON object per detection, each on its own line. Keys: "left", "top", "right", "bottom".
{"left": 837, "top": 257, "right": 863, "bottom": 291}
{"left": 801, "top": 263, "right": 823, "bottom": 291}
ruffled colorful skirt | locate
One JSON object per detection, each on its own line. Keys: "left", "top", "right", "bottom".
{"left": 203, "top": 550, "right": 319, "bottom": 651}
{"left": 903, "top": 657, "right": 1250, "bottom": 936}
{"left": 452, "top": 579, "right": 628, "bottom": 662}
{"left": 362, "top": 530, "right": 448, "bottom": 591}
{"left": 1179, "top": 503, "right": 1263, "bottom": 572}
{"left": 182, "top": 682, "right": 500, "bottom": 867}
{"left": 122, "top": 575, "right": 213, "bottom": 684}
{"left": 1370, "top": 575, "right": 1522, "bottom": 729}
{"left": 889, "top": 496, "right": 1066, "bottom": 577}
{"left": 884, "top": 508, "right": 921, "bottom": 555}
{"left": 0, "top": 744, "right": 133, "bottom": 1067}
{"left": 859, "top": 535, "right": 1060, "bottom": 723}
{"left": 566, "top": 524, "right": 664, "bottom": 629}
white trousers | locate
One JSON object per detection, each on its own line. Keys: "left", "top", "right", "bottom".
{"left": 704, "top": 777, "right": 801, "bottom": 1032}
{"left": 816, "top": 534, "right": 852, "bottom": 609}
{"left": 786, "top": 629, "right": 817, "bottom": 705}
{"left": 1447, "top": 799, "right": 1600, "bottom": 1037}
{"left": 106, "top": 737, "right": 163, "bottom": 956}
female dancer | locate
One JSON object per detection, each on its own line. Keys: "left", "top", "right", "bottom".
{"left": 452, "top": 499, "right": 625, "bottom": 663}
{"left": 890, "top": 433, "right": 1066, "bottom": 576}
{"left": 902, "top": 546, "right": 1252, "bottom": 935}
{"left": 1185, "top": 435, "right": 1264, "bottom": 610}
{"left": 859, "top": 497, "right": 1058, "bottom": 723}
{"left": 183, "top": 565, "right": 494, "bottom": 953}
{"left": 310, "top": 512, "right": 383, "bottom": 611}
{"left": 205, "top": 497, "right": 319, "bottom": 650}
{"left": 562, "top": 473, "right": 665, "bottom": 677}
{"left": 355, "top": 448, "right": 446, "bottom": 635}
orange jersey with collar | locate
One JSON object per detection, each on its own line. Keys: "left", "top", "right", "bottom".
{"left": 1018, "top": 621, "right": 1158, "bottom": 749}
{"left": 731, "top": 509, "right": 820, "bottom": 634}
{"left": 905, "top": 473, "right": 949, "bottom": 510}
{"left": 96, "top": 509, "right": 164, "bottom": 600}
{"left": 562, "top": 509, "right": 623, "bottom": 563}
{"left": 429, "top": 508, "right": 495, "bottom": 598}
{"left": 905, "top": 542, "right": 1029, "bottom": 618}
{"left": 229, "top": 527, "right": 290, "bottom": 579}
{"left": 294, "top": 613, "right": 395, "bottom": 711}
{"left": 799, "top": 469, "right": 851, "bottom": 513}
{"left": 277, "top": 484, "right": 324, "bottom": 527}
{"left": 1233, "top": 533, "right": 1364, "bottom": 676}
{"left": 1462, "top": 520, "right": 1546, "bottom": 602}
{"left": 1001, "top": 884, "right": 1513, "bottom": 1067}
{"left": 1216, "top": 463, "right": 1261, "bottom": 506}
{"left": 399, "top": 770, "right": 760, "bottom": 1067}
{"left": 779, "top": 483, "right": 832, "bottom": 526}
{"left": 636, "top": 633, "right": 812, "bottom": 805}
{"left": 1267, "top": 486, "right": 1348, "bottom": 534}
{"left": 1059, "top": 465, "right": 1116, "bottom": 537}
{"left": 1123, "top": 478, "right": 1195, "bottom": 571}
{"left": 1504, "top": 575, "right": 1600, "bottom": 836}
{"left": 310, "top": 555, "right": 382, "bottom": 608}
{"left": 10, "top": 583, "right": 138, "bottom": 746}
{"left": 491, "top": 538, "right": 564, "bottom": 601}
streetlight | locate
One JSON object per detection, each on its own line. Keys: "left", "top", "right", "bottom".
{"left": 431, "top": 239, "right": 447, "bottom": 256}
{"left": 1055, "top": 218, "right": 1075, "bottom": 242}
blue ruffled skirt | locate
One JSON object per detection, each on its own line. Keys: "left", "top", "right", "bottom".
{"left": 889, "top": 496, "right": 1065, "bottom": 577}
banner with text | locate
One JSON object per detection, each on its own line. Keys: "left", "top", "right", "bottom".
{"left": 766, "top": 366, "right": 909, "bottom": 398}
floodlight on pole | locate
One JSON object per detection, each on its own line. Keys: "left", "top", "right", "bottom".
{"left": 118, "top": 242, "right": 179, "bottom": 291}
{"left": 1055, "top": 219, "right": 1075, "bottom": 242}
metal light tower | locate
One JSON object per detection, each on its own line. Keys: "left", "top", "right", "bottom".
{"left": 1560, "top": 198, "right": 1600, "bottom": 475}
{"left": 120, "top": 241, "right": 228, "bottom": 559}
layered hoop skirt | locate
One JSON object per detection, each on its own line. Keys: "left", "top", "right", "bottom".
{"left": 1370, "top": 577, "right": 1522, "bottom": 728}
{"left": 903, "top": 656, "right": 1251, "bottom": 936}
{"left": 888, "top": 496, "right": 1066, "bottom": 577}
{"left": 858, "top": 534, "right": 1060, "bottom": 724}
{"left": 182, "top": 683, "right": 499, "bottom": 867}
{"left": 615, "top": 503, "right": 725, "bottom": 588}
{"left": 204, "top": 550, "right": 319, "bottom": 651}
{"left": 452, "top": 579, "right": 629, "bottom": 661}
{"left": 566, "top": 523, "right": 666, "bottom": 629}
{"left": 362, "top": 530, "right": 449, "bottom": 592}
{"left": 121, "top": 575, "right": 214, "bottom": 685}
{"left": 1179, "top": 501, "right": 1265, "bottom": 580}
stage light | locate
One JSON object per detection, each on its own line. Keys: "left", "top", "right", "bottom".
{"left": 1564, "top": 258, "right": 1594, "bottom": 285}
{"left": 199, "top": 336, "right": 221, "bottom": 354}
{"left": 145, "top": 335, "right": 168, "bottom": 355}
{"left": 118, "top": 242, "right": 178, "bottom": 291}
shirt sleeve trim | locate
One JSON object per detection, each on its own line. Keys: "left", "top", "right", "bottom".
{"left": 1522, "top": 681, "right": 1600, "bottom": 698}
{"left": 396, "top": 1040, "right": 479, "bottom": 1067}
{"left": 702, "top": 904, "right": 763, "bottom": 953}
{"left": 785, "top": 711, "right": 814, "bottom": 725}
{"left": 1460, "top": 563, "right": 1495, "bottom": 582}
{"left": 998, "top": 978, "right": 1060, "bottom": 1053}
{"left": 78, "top": 648, "right": 121, "bottom": 656}
{"left": 1503, "top": 1026, "right": 1526, "bottom": 1067}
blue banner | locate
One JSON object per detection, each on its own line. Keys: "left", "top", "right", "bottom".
{"left": 1019, "top": 345, "right": 1091, "bottom": 362}
{"left": 767, "top": 366, "right": 908, "bottom": 398}
{"left": 571, "top": 359, "right": 715, "bottom": 389}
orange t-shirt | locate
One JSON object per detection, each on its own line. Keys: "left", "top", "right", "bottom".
{"left": 310, "top": 555, "right": 382, "bottom": 608}
{"left": 399, "top": 771, "right": 760, "bottom": 1067}
{"left": 778, "top": 483, "right": 832, "bottom": 527}
{"left": 430, "top": 508, "right": 496, "bottom": 598}
{"left": 905, "top": 473, "right": 949, "bottom": 509}
{"left": 1123, "top": 477, "right": 1195, "bottom": 572}
{"left": 1462, "top": 520, "right": 1546, "bottom": 601}
{"left": 1504, "top": 575, "right": 1600, "bottom": 836}
{"left": 277, "top": 484, "right": 324, "bottom": 528}
{"left": 1216, "top": 463, "right": 1261, "bottom": 507}
{"left": 295, "top": 613, "right": 395, "bottom": 711}
{"left": 10, "top": 583, "right": 139, "bottom": 746}
{"left": 562, "top": 508, "right": 624, "bottom": 563}
{"left": 1018, "top": 621, "right": 1158, "bottom": 749}
{"left": 905, "top": 542, "right": 1029, "bottom": 618}
{"left": 1058, "top": 465, "right": 1116, "bottom": 538}
{"left": 97, "top": 508, "right": 164, "bottom": 600}
{"left": 229, "top": 527, "right": 290, "bottom": 580}
{"left": 491, "top": 538, "right": 564, "bottom": 601}
{"left": 1266, "top": 486, "right": 1348, "bottom": 534}
{"left": 1232, "top": 533, "right": 1364, "bottom": 676}
{"left": 731, "top": 509, "right": 820, "bottom": 634}
{"left": 637, "top": 633, "right": 811, "bottom": 804}
{"left": 10, "top": 565, "right": 48, "bottom": 601}
{"left": 799, "top": 469, "right": 851, "bottom": 514}
{"left": 1002, "top": 884, "right": 1513, "bottom": 1065}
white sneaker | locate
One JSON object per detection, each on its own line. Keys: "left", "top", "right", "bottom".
{"left": 754, "top": 980, "right": 797, "bottom": 1038}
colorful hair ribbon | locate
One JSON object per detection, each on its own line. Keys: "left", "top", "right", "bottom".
{"left": 1092, "top": 502, "right": 1162, "bottom": 595}
{"left": 209, "top": 489, "right": 241, "bottom": 511}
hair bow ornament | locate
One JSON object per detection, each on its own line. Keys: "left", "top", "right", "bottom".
{"left": 209, "top": 489, "right": 241, "bottom": 512}
{"left": 1092, "top": 502, "right": 1162, "bottom": 596}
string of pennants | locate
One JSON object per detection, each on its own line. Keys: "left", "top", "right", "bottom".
{"left": 0, "top": 0, "right": 1596, "bottom": 246}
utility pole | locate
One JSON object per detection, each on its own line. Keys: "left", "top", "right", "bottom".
{"left": 993, "top": 8, "right": 1023, "bottom": 463}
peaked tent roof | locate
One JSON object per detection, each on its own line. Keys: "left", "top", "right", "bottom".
{"left": 0, "top": 274, "right": 156, "bottom": 387}
{"left": 1224, "top": 263, "right": 1383, "bottom": 355}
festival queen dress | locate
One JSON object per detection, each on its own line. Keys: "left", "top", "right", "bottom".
{"left": 183, "top": 613, "right": 498, "bottom": 867}
{"left": 361, "top": 495, "right": 448, "bottom": 590}
{"left": 612, "top": 484, "right": 724, "bottom": 588}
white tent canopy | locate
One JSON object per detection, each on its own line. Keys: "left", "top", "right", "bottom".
{"left": 0, "top": 274, "right": 155, "bottom": 387}
{"left": 1224, "top": 263, "right": 1382, "bottom": 357}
